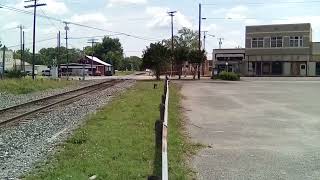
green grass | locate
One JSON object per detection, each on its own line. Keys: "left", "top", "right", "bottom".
{"left": 114, "top": 71, "right": 134, "bottom": 76}
{"left": 23, "top": 81, "right": 200, "bottom": 180}
{"left": 0, "top": 78, "right": 74, "bottom": 94}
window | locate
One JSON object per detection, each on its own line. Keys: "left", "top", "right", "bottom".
{"left": 289, "top": 36, "right": 303, "bottom": 47}
{"left": 252, "top": 38, "right": 264, "bottom": 48}
{"left": 271, "top": 37, "right": 283, "bottom": 47}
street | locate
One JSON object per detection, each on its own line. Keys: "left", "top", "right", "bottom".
{"left": 181, "top": 79, "right": 320, "bottom": 180}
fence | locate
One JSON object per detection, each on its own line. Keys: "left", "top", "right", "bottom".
{"left": 161, "top": 77, "right": 169, "bottom": 180}
{"left": 150, "top": 77, "right": 169, "bottom": 180}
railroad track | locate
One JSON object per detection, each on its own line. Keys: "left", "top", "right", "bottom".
{"left": 0, "top": 79, "right": 122, "bottom": 126}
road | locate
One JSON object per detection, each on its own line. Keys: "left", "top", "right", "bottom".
{"left": 180, "top": 79, "right": 320, "bottom": 180}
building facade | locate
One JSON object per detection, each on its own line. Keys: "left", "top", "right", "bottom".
{"left": 0, "top": 50, "right": 15, "bottom": 71}
{"left": 60, "top": 55, "right": 113, "bottom": 76}
{"left": 311, "top": 42, "right": 320, "bottom": 76}
{"left": 245, "top": 23, "right": 315, "bottom": 76}
{"left": 213, "top": 48, "right": 245, "bottom": 74}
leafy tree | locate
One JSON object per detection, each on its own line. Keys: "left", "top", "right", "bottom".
{"left": 174, "top": 46, "right": 189, "bottom": 79}
{"left": 123, "top": 56, "right": 142, "bottom": 71}
{"left": 188, "top": 49, "right": 206, "bottom": 79}
{"left": 142, "top": 42, "right": 170, "bottom": 80}
{"left": 14, "top": 47, "right": 83, "bottom": 66}
{"left": 85, "top": 36, "right": 124, "bottom": 71}
{"left": 163, "top": 28, "right": 200, "bottom": 79}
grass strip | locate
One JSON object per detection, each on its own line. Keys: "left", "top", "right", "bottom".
{"left": 114, "top": 71, "right": 134, "bottom": 76}
{"left": 24, "top": 81, "right": 199, "bottom": 180}
{"left": 0, "top": 78, "right": 74, "bottom": 94}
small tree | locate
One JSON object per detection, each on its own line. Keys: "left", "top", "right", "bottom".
{"left": 174, "top": 46, "right": 189, "bottom": 79}
{"left": 188, "top": 49, "right": 206, "bottom": 79}
{"left": 142, "top": 42, "right": 170, "bottom": 80}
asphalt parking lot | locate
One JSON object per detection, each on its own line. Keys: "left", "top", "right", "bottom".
{"left": 180, "top": 79, "right": 320, "bottom": 180}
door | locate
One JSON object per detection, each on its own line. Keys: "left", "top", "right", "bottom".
{"left": 300, "top": 64, "right": 307, "bottom": 76}
{"left": 272, "top": 62, "right": 283, "bottom": 75}
{"left": 316, "top": 62, "right": 320, "bottom": 75}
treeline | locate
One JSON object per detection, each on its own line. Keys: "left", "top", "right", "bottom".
{"left": 10, "top": 36, "right": 142, "bottom": 71}
{"left": 141, "top": 27, "right": 207, "bottom": 80}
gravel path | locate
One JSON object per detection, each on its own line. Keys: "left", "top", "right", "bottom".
{"left": 0, "top": 80, "right": 104, "bottom": 110}
{"left": 0, "top": 80, "right": 135, "bottom": 179}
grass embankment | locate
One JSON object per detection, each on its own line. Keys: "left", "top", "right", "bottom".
{"left": 114, "top": 71, "right": 134, "bottom": 76}
{"left": 0, "top": 79, "right": 74, "bottom": 94}
{"left": 24, "top": 81, "right": 199, "bottom": 180}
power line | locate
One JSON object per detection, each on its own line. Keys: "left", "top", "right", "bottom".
{"left": 40, "top": 9, "right": 61, "bottom": 31}
{"left": 203, "top": 17, "right": 289, "bottom": 20}
{"left": 202, "top": 1, "right": 320, "bottom": 6}
{"left": 7, "top": 37, "right": 56, "bottom": 48}
{"left": 68, "top": 34, "right": 122, "bottom": 40}
{"left": 0, "top": 4, "right": 162, "bottom": 42}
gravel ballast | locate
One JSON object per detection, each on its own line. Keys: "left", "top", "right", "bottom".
{"left": 0, "top": 80, "right": 104, "bottom": 110}
{"left": 0, "top": 80, "right": 135, "bottom": 179}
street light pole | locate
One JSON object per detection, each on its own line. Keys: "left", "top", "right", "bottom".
{"left": 168, "top": 11, "right": 176, "bottom": 78}
{"left": 198, "top": 3, "right": 202, "bottom": 79}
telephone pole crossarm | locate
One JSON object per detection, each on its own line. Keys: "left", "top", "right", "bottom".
{"left": 24, "top": 0, "right": 47, "bottom": 80}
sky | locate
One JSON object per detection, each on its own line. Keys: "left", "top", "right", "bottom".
{"left": 0, "top": 0, "right": 320, "bottom": 59}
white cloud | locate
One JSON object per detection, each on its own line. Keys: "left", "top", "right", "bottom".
{"left": 14, "top": 0, "right": 69, "bottom": 15}
{"left": 70, "top": 13, "right": 108, "bottom": 25}
{"left": 145, "top": 6, "right": 193, "bottom": 29}
{"left": 225, "top": 5, "right": 249, "bottom": 19}
{"left": 42, "top": 0, "right": 69, "bottom": 15}
{"left": 2, "top": 22, "right": 20, "bottom": 30}
{"left": 272, "top": 16, "right": 320, "bottom": 29}
{"left": 108, "top": 0, "right": 147, "bottom": 7}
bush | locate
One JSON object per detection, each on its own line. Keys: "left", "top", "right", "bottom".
{"left": 5, "top": 70, "right": 26, "bottom": 78}
{"left": 218, "top": 71, "right": 240, "bottom": 81}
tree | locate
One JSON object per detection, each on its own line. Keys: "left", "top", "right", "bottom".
{"left": 123, "top": 56, "right": 142, "bottom": 71}
{"left": 142, "top": 42, "right": 170, "bottom": 80}
{"left": 163, "top": 28, "right": 200, "bottom": 79}
{"left": 85, "top": 36, "right": 124, "bottom": 71}
{"left": 188, "top": 49, "right": 206, "bottom": 79}
{"left": 38, "top": 47, "right": 82, "bottom": 65}
{"left": 174, "top": 46, "right": 189, "bottom": 79}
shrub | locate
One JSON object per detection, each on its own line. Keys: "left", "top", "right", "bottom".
{"left": 5, "top": 70, "right": 26, "bottom": 78}
{"left": 218, "top": 71, "right": 240, "bottom": 81}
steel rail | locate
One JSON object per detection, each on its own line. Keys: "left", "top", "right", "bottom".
{"left": 0, "top": 80, "right": 121, "bottom": 126}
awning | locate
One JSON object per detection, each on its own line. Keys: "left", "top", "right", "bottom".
{"left": 216, "top": 54, "right": 245, "bottom": 58}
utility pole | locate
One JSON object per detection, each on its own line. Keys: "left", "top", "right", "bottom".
{"left": 18, "top": 25, "right": 25, "bottom": 72}
{"left": 57, "top": 31, "right": 61, "bottom": 78}
{"left": 87, "top": 38, "right": 98, "bottom": 76}
{"left": 198, "top": 3, "right": 202, "bottom": 79}
{"left": 168, "top": 11, "right": 176, "bottom": 78}
{"left": 202, "top": 31, "right": 208, "bottom": 76}
{"left": 25, "top": 0, "right": 47, "bottom": 80}
{"left": 218, "top": 38, "right": 224, "bottom": 49}
{"left": 82, "top": 47, "right": 85, "bottom": 80}
{"left": 64, "top": 22, "right": 70, "bottom": 79}
{"left": 22, "top": 31, "right": 25, "bottom": 72}
{"left": 2, "top": 46, "right": 5, "bottom": 78}
{"left": 202, "top": 31, "right": 208, "bottom": 51}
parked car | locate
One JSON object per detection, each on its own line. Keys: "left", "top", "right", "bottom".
{"left": 42, "top": 70, "right": 51, "bottom": 76}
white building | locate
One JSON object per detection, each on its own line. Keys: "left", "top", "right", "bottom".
{"left": 0, "top": 50, "right": 16, "bottom": 71}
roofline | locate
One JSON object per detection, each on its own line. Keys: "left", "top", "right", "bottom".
{"left": 213, "top": 48, "right": 245, "bottom": 50}
{"left": 246, "top": 23, "right": 311, "bottom": 28}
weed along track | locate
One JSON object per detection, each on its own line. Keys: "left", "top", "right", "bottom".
{"left": 0, "top": 79, "right": 122, "bottom": 126}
